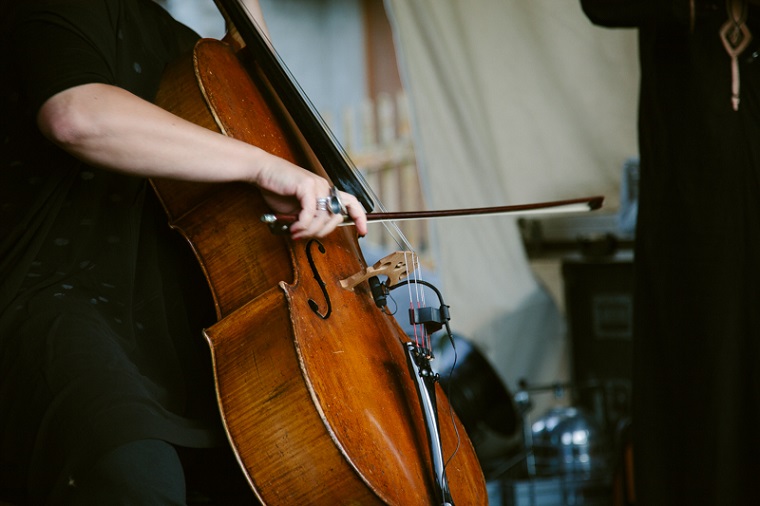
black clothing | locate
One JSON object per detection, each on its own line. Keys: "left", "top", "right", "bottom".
{"left": 581, "top": 1, "right": 760, "bottom": 504}
{"left": 62, "top": 439, "right": 187, "bottom": 506}
{"left": 0, "top": 1, "right": 223, "bottom": 503}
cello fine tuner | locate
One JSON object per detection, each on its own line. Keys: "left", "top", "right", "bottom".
{"left": 339, "top": 251, "right": 418, "bottom": 291}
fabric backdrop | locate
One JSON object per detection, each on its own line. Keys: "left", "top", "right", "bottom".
{"left": 384, "top": 0, "right": 639, "bottom": 390}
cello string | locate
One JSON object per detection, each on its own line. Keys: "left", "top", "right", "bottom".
{"left": 407, "top": 251, "right": 429, "bottom": 351}
{"left": 238, "top": 0, "right": 417, "bottom": 253}
{"left": 239, "top": 4, "right": 431, "bottom": 340}
{"left": 410, "top": 252, "right": 431, "bottom": 352}
{"left": 241, "top": 2, "right": 437, "bottom": 357}
{"left": 241, "top": 1, "right": 430, "bottom": 340}
{"left": 403, "top": 252, "right": 420, "bottom": 347}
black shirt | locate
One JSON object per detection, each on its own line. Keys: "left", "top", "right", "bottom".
{"left": 0, "top": 1, "right": 222, "bottom": 501}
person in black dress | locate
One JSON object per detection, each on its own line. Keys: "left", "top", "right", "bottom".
{"left": 580, "top": 1, "right": 760, "bottom": 504}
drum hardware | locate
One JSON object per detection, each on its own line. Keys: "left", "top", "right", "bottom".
{"left": 485, "top": 379, "right": 624, "bottom": 505}
{"left": 428, "top": 331, "right": 629, "bottom": 505}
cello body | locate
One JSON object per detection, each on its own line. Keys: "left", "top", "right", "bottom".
{"left": 151, "top": 22, "right": 487, "bottom": 506}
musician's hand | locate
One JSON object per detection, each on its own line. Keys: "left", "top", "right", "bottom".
{"left": 253, "top": 154, "right": 368, "bottom": 240}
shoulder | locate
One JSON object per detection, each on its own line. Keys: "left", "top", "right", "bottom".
{"left": 13, "top": 0, "right": 119, "bottom": 42}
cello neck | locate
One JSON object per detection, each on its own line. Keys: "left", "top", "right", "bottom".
{"left": 212, "top": 0, "right": 376, "bottom": 212}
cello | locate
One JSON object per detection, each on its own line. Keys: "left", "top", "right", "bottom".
{"left": 151, "top": 1, "right": 488, "bottom": 504}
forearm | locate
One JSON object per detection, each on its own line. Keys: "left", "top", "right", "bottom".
{"left": 27, "top": 0, "right": 368, "bottom": 240}
{"left": 36, "top": 82, "right": 369, "bottom": 238}
{"left": 37, "top": 83, "right": 269, "bottom": 184}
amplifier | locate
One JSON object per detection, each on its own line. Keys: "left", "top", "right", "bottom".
{"left": 561, "top": 250, "right": 634, "bottom": 427}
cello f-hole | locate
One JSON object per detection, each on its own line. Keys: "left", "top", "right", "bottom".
{"left": 305, "top": 239, "right": 332, "bottom": 319}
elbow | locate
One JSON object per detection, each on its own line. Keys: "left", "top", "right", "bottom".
{"left": 36, "top": 86, "right": 102, "bottom": 151}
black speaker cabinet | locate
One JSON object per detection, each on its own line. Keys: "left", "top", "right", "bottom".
{"left": 562, "top": 250, "right": 634, "bottom": 426}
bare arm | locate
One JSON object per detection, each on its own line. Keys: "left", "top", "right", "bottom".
{"left": 37, "top": 82, "right": 367, "bottom": 239}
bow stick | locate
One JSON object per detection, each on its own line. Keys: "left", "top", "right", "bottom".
{"left": 261, "top": 195, "right": 604, "bottom": 231}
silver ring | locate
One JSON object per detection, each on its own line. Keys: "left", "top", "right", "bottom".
{"left": 316, "top": 197, "right": 331, "bottom": 212}
{"left": 329, "top": 187, "right": 347, "bottom": 215}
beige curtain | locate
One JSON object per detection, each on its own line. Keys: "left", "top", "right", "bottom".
{"left": 384, "top": 0, "right": 639, "bottom": 389}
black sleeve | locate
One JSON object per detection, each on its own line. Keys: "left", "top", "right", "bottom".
{"left": 11, "top": 0, "right": 198, "bottom": 116}
{"left": 580, "top": 0, "right": 694, "bottom": 28}
{"left": 12, "top": 1, "right": 118, "bottom": 114}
